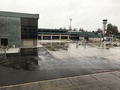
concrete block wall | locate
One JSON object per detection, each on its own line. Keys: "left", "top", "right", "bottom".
{"left": 0, "top": 16, "right": 21, "bottom": 47}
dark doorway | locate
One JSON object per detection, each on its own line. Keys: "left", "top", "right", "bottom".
{"left": 84, "top": 37, "right": 89, "bottom": 41}
{"left": 1, "top": 38, "right": 8, "bottom": 46}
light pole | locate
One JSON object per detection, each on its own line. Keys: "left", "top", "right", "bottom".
{"left": 69, "top": 18, "right": 72, "bottom": 31}
{"left": 69, "top": 18, "right": 72, "bottom": 40}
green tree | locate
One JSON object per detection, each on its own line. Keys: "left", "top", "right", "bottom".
{"left": 96, "top": 28, "right": 103, "bottom": 34}
{"left": 73, "top": 28, "right": 77, "bottom": 31}
{"left": 106, "top": 23, "right": 119, "bottom": 35}
{"left": 112, "top": 25, "right": 119, "bottom": 34}
{"left": 79, "top": 28, "right": 85, "bottom": 32}
{"left": 106, "top": 23, "right": 113, "bottom": 35}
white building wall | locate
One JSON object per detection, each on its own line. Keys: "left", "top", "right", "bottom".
{"left": 89, "top": 38, "right": 101, "bottom": 42}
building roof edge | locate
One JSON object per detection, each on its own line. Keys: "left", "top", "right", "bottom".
{"left": 0, "top": 11, "right": 39, "bottom": 19}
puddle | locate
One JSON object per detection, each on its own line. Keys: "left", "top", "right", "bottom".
{"left": 0, "top": 48, "right": 39, "bottom": 71}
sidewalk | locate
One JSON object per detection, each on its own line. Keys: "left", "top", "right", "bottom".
{"left": 0, "top": 48, "right": 20, "bottom": 54}
{"left": 0, "top": 71, "right": 120, "bottom": 90}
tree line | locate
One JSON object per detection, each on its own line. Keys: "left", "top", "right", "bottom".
{"left": 95, "top": 23, "right": 119, "bottom": 35}
{"left": 60, "top": 23, "right": 119, "bottom": 35}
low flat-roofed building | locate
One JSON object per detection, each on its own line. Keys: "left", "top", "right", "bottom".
{"left": 38, "top": 29, "right": 100, "bottom": 42}
{"left": 0, "top": 11, "right": 39, "bottom": 47}
{"left": 38, "top": 28, "right": 69, "bottom": 40}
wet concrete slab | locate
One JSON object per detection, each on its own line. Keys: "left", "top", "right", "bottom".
{"left": 78, "top": 83, "right": 110, "bottom": 90}
{"left": 91, "top": 72, "right": 120, "bottom": 90}
{"left": 111, "top": 71, "right": 120, "bottom": 77}
{"left": 0, "top": 42, "right": 120, "bottom": 87}
{"left": 68, "top": 75, "right": 98, "bottom": 86}
{"left": 1, "top": 71, "right": 120, "bottom": 90}
{"left": 40, "top": 78, "right": 73, "bottom": 90}
{"left": 0, "top": 82, "right": 43, "bottom": 90}
{"left": 91, "top": 72, "right": 120, "bottom": 83}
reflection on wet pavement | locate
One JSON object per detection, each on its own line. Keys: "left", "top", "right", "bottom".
{"left": 0, "top": 42, "right": 120, "bottom": 86}
{"left": 1, "top": 42, "right": 120, "bottom": 72}
{"left": 40, "top": 42, "right": 120, "bottom": 72}
{"left": 0, "top": 48, "right": 39, "bottom": 71}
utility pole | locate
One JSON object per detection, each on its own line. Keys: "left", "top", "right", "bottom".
{"left": 69, "top": 18, "right": 72, "bottom": 31}
{"left": 69, "top": 18, "right": 72, "bottom": 40}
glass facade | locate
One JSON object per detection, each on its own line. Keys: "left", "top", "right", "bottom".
{"left": 21, "top": 18, "right": 38, "bottom": 39}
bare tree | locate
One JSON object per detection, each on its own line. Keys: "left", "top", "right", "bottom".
{"left": 1, "top": 45, "right": 9, "bottom": 60}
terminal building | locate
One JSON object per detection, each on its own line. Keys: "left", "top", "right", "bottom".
{"left": 38, "top": 28, "right": 69, "bottom": 40}
{"left": 0, "top": 11, "right": 39, "bottom": 47}
{"left": 38, "top": 28, "right": 99, "bottom": 41}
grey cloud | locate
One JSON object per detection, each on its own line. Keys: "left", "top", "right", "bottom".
{"left": 0, "top": 0, "right": 120, "bottom": 31}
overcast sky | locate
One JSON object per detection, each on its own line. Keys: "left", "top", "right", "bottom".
{"left": 0, "top": 0, "right": 120, "bottom": 31}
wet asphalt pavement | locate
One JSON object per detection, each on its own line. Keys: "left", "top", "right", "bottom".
{"left": 0, "top": 42, "right": 120, "bottom": 86}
